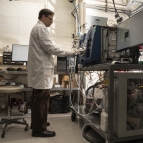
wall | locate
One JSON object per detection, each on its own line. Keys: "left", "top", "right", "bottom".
{"left": 77, "top": 1, "right": 129, "bottom": 34}
{"left": 0, "top": 0, "right": 75, "bottom": 87}
{"left": 0, "top": 0, "right": 75, "bottom": 55}
{"left": 86, "top": 8, "right": 128, "bottom": 25}
{"left": 0, "top": 0, "right": 75, "bottom": 113}
{"left": 0, "top": 1, "right": 44, "bottom": 54}
{"left": 10, "top": 0, "right": 76, "bottom": 51}
{"left": 2, "top": 0, "right": 46, "bottom": 4}
{"left": 47, "top": 0, "right": 75, "bottom": 51}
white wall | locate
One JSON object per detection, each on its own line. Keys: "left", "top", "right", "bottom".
{"left": 2, "top": 0, "right": 46, "bottom": 4}
{"left": 0, "top": 1, "right": 44, "bottom": 53}
{"left": 47, "top": 0, "right": 75, "bottom": 51}
{"left": 0, "top": 0, "right": 75, "bottom": 55}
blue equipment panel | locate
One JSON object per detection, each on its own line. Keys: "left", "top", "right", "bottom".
{"left": 78, "top": 25, "right": 102, "bottom": 66}
{"left": 78, "top": 33, "right": 86, "bottom": 49}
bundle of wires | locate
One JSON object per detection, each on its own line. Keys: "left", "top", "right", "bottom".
{"left": 112, "top": 0, "right": 123, "bottom": 23}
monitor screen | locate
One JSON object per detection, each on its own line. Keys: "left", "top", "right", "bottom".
{"left": 12, "top": 44, "right": 29, "bottom": 62}
{"left": 116, "top": 10, "right": 143, "bottom": 52}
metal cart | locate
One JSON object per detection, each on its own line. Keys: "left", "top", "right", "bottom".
{"left": 70, "top": 64, "right": 143, "bottom": 143}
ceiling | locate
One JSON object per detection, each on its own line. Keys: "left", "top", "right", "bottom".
{"left": 82, "top": 0, "right": 143, "bottom": 16}
{"left": 95, "top": 0, "right": 128, "bottom": 5}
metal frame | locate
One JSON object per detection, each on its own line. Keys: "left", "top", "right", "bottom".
{"left": 114, "top": 72, "right": 143, "bottom": 137}
{"left": 71, "top": 64, "right": 143, "bottom": 143}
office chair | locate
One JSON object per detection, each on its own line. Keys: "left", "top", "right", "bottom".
{"left": 0, "top": 86, "right": 29, "bottom": 138}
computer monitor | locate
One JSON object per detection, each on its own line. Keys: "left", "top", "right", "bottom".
{"left": 12, "top": 44, "right": 29, "bottom": 62}
{"left": 86, "top": 15, "right": 108, "bottom": 30}
{"left": 116, "top": 10, "right": 143, "bottom": 52}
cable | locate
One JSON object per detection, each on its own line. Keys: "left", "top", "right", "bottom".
{"left": 112, "top": 0, "right": 123, "bottom": 23}
{"left": 71, "top": 3, "right": 80, "bottom": 17}
{"left": 69, "top": 71, "right": 104, "bottom": 116}
{"left": 68, "top": 56, "right": 108, "bottom": 141}
{"left": 68, "top": 57, "right": 76, "bottom": 66}
{"left": 72, "top": 2, "right": 80, "bottom": 37}
{"left": 72, "top": 73, "right": 105, "bottom": 115}
{"left": 69, "top": 68, "right": 107, "bottom": 143}
{"left": 82, "top": 123, "right": 106, "bottom": 143}
{"left": 3, "top": 75, "right": 20, "bottom": 80}
{"left": 82, "top": 85, "right": 107, "bottom": 143}
{"left": 112, "top": 0, "right": 118, "bottom": 14}
{"left": 86, "top": 87, "right": 103, "bottom": 114}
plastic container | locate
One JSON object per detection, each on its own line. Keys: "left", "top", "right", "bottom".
{"left": 100, "top": 108, "right": 108, "bottom": 132}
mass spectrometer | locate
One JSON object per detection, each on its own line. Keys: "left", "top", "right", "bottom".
{"left": 78, "top": 25, "right": 119, "bottom": 66}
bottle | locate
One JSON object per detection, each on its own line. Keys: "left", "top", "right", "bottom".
{"left": 100, "top": 108, "right": 108, "bottom": 132}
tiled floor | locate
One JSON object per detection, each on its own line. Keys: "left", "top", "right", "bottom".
{"left": 1, "top": 111, "right": 143, "bottom": 143}
{"left": 0, "top": 112, "right": 88, "bottom": 143}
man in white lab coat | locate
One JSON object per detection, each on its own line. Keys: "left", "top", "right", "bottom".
{"left": 28, "top": 8, "right": 76, "bottom": 137}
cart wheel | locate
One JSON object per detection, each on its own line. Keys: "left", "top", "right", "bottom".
{"left": 1, "top": 132, "right": 5, "bottom": 138}
{"left": 25, "top": 126, "right": 29, "bottom": 131}
{"left": 71, "top": 112, "right": 76, "bottom": 122}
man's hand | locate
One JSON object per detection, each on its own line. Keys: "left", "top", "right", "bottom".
{"left": 67, "top": 50, "right": 77, "bottom": 57}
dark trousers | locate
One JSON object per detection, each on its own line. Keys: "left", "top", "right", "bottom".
{"left": 31, "top": 89, "right": 50, "bottom": 131}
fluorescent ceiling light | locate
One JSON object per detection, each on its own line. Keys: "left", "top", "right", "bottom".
{"left": 126, "top": 0, "right": 143, "bottom": 10}
{"left": 83, "top": 0, "right": 105, "bottom": 5}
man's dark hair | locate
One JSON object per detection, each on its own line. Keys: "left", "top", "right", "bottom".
{"left": 38, "top": 9, "right": 54, "bottom": 19}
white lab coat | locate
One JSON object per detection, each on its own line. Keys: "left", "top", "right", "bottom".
{"left": 28, "top": 20, "right": 68, "bottom": 89}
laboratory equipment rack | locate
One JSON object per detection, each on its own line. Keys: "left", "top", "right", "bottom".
{"left": 70, "top": 64, "right": 143, "bottom": 143}
{"left": 3, "top": 52, "right": 24, "bottom": 65}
